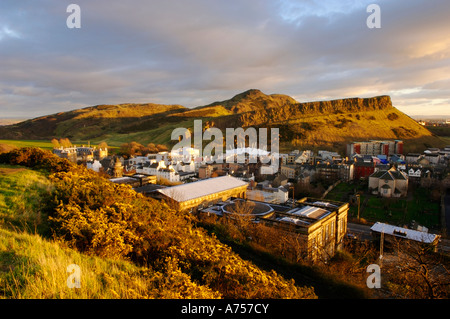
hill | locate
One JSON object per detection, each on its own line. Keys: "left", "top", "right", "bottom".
{"left": 0, "top": 90, "right": 444, "bottom": 153}
{"left": 0, "top": 102, "right": 186, "bottom": 142}
{"left": 0, "top": 149, "right": 320, "bottom": 299}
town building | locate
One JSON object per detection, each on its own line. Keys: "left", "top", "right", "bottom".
{"left": 368, "top": 167, "right": 409, "bottom": 198}
{"left": 52, "top": 145, "right": 108, "bottom": 163}
{"left": 280, "top": 164, "right": 300, "bottom": 180}
{"left": 246, "top": 184, "right": 289, "bottom": 204}
{"left": 260, "top": 198, "right": 349, "bottom": 262}
{"left": 347, "top": 140, "right": 403, "bottom": 157}
{"left": 318, "top": 150, "right": 341, "bottom": 162}
{"left": 197, "top": 164, "right": 211, "bottom": 179}
{"left": 112, "top": 157, "right": 124, "bottom": 178}
{"left": 353, "top": 158, "right": 376, "bottom": 180}
{"left": 156, "top": 175, "right": 248, "bottom": 212}
{"left": 405, "top": 153, "right": 422, "bottom": 164}
{"left": 199, "top": 196, "right": 349, "bottom": 262}
{"left": 260, "top": 163, "right": 278, "bottom": 176}
{"left": 424, "top": 153, "right": 441, "bottom": 165}
{"left": 110, "top": 174, "right": 157, "bottom": 188}
{"left": 136, "top": 160, "right": 180, "bottom": 183}
{"left": 86, "top": 159, "right": 102, "bottom": 172}
{"left": 99, "top": 156, "right": 125, "bottom": 177}
{"left": 52, "top": 147, "right": 77, "bottom": 163}
{"left": 315, "top": 162, "right": 354, "bottom": 182}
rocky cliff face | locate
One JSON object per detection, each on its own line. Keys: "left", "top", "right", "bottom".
{"left": 298, "top": 95, "right": 392, "bottom": 115}
{"left": 205, "top": 89, "right": 392, "bottom": 116}
{"left": 235, "top": 94, "right": 394, "bottom": 127}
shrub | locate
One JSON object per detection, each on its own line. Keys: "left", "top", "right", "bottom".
{"left": 0, "top": 147, "right": 74, "bottom": 173}
{"left": 3, "top": 147, "right": 318, "bottom": 299}
{"left": 387, "top": 113, "right": 399, "bottom": 121}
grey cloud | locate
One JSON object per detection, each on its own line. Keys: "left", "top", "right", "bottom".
{"left": 0, "top": 0, "right": 449, "bottom": 118}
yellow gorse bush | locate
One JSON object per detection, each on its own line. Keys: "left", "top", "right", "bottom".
{"left": 1, "top": 147, "right": 317, "bottom": 299}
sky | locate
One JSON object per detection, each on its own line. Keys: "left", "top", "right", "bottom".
{"left": 1, "top": 0, "right": 450, "bottom": 119}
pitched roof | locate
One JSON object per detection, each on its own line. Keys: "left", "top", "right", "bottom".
{"left": 370, "top": 168, "right": 408, "bottom": 180}
{"left": 157, "top": 175, "right": 248, "bottom": 202}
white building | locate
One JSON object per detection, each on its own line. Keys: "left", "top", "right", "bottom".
{"left": 136, "top": 160, "right": 180, "bottom": 183}
{"left": 87, "top": 160, "right": 102, "bottom": 172}
{"left": 318, "top": 150, "right": 341, "bottom": 162}
{"left": 260, "top": 164, "right": 278, "bottom": 175}
{"left": 408, "top": 168, "right": 422, "bottom": 178}
{"left": 170, "top": 147, "right": 200, "bottom": 163}
{"left": 175, "top": 160, "right": 196, "bottom": 173}
{"left": 128, "top": 156, "right": 149, "bottom": 167}
{"left": 246, "top": 186, "right": 289, "bottom": 204}
{"left": 294, "top": 150, "right": 314, "bottom": 164}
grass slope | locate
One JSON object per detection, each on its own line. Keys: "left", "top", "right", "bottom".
{"left": 0, "top": 165, "right": 217, "bottom": 299}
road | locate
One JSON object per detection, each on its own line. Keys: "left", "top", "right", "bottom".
{"left": 347, "top": 222, "right": 373, "bottom": 240}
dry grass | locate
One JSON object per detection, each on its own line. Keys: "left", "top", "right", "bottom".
{"left": 0, "top": 228, "right": 156, "bottom": 299}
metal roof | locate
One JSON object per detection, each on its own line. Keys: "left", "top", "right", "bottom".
{"left": 371, "top": 222, "right": 439, "bottom": 244}
{"left": 157, "top": 175, "right": 248, "bottom": 202}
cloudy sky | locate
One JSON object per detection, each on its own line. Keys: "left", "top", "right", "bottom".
{"left": 1, "top": 0, "right": 450, "bottom": 119}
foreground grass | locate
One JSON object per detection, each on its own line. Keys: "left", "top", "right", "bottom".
{"left": 0, "top": 227, "right": 215, "bottom": 299}
{"left": 0, "top": 165, "right": 151, "bottom": 298}
{"left": 0, "top": 165, "right": 53, "bottom": 234}
{"left": 0, "top": 228, "right": 154, "bottom": 299}
{"left": 0, "top": 164, "right": 219, "bottom": 299}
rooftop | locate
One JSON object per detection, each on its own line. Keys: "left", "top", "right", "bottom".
{"left": 157, "top": 175, "right": 248, "bottom": 202}
{"left": 371, "top": 222, "right": 440, "bottom": 244}
{"left": 222, "top": 199, "right": 274, "bottom": 216}
{"left": 285, "top": 205, "right": 331, "bottom": 220}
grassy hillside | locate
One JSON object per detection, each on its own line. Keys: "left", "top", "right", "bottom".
{"left": 0, "top": 165, "right": 147, "bottom": 298}
{"left": 0, "top": 165, "right": 53, "bottom": 235}
{"left": 0, "top": 150, "right": 319, "bottom": 299}
{"left": 0, "top": 140, "right": 54, "bottom": 151}
{"left": 0, "top": 90, "right": 444, "bottom": 152}
{"left": 0, "top": 103, "right": 186, "bottom": 142}
{"left": 0, "top": 227, "right": 219, "bottom": 299}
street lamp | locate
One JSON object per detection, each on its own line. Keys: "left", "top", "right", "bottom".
{"left": 356, "top": 193, "right": 361, "bottom": 221}
{"left": 290, "top": 185, "right": 295, "bottom": 208}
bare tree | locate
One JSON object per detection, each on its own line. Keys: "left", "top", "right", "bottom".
{"left": 383, "top": 237, "right": 450, "bottom": 299}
